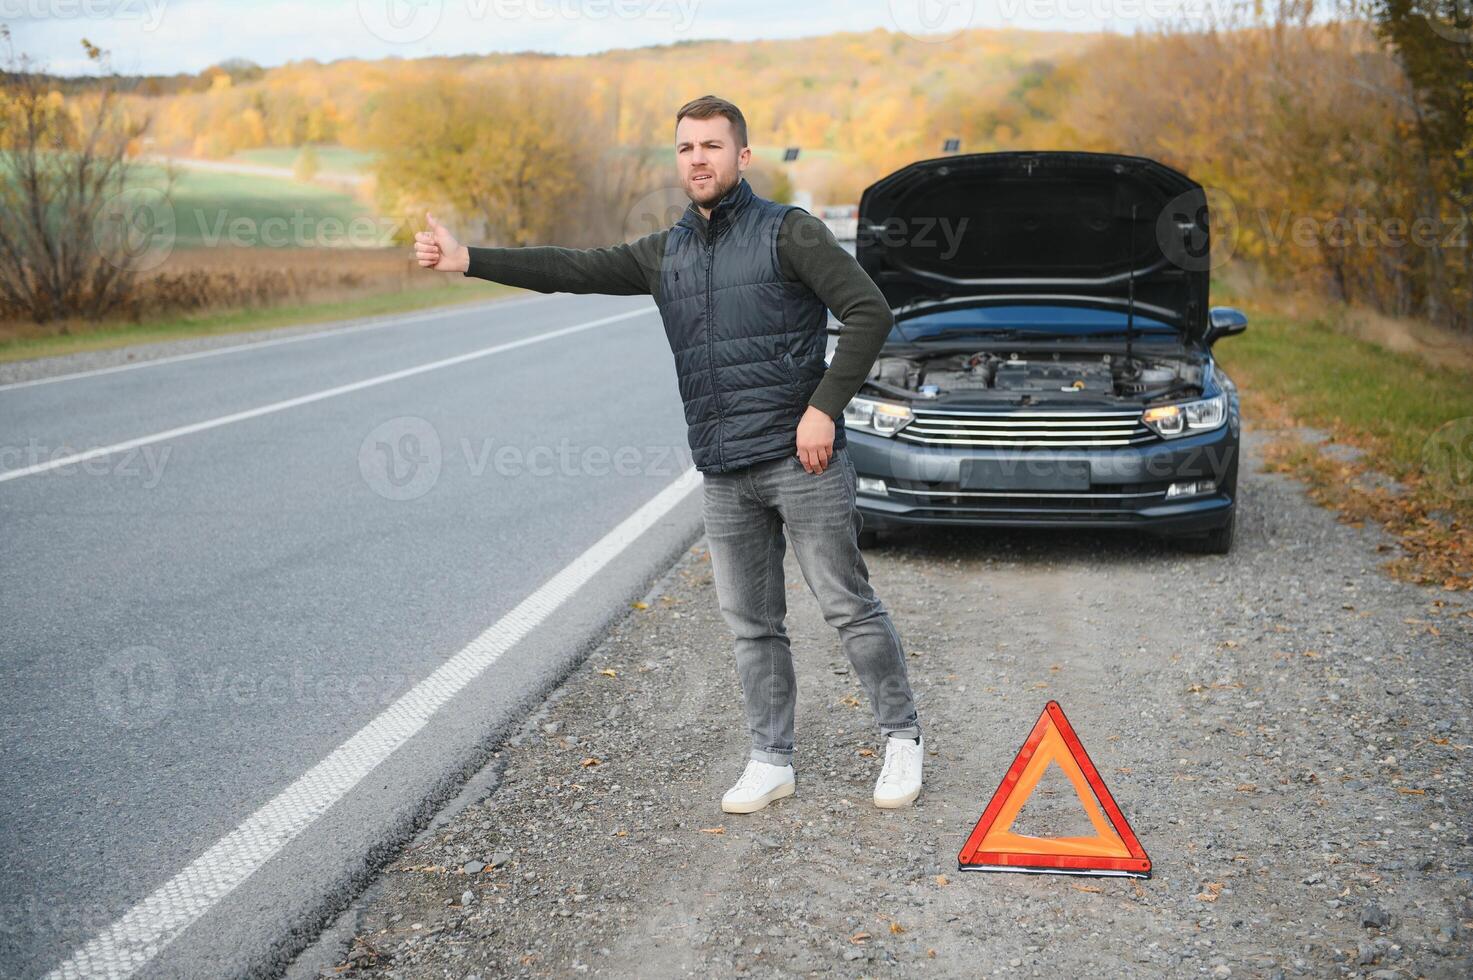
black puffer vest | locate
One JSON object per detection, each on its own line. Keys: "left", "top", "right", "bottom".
{"left": 657, "top": 177, "right": 844, "bottom": 474}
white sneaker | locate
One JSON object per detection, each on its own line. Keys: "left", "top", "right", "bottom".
{"left": 873, "top": 734, "right": 924, "bottom": 808}
{"left": 721, "top": 759, "right": 796, "bottom": 813}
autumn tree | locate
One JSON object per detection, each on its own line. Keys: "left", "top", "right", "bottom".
{"left": 369, "top": 63, "right": 662, "bottom": 248}
{"left": 0, "top": 29, "right": 178, "bottom": 324}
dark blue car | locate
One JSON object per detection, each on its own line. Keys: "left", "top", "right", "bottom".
{"left": 839, "top": 150, "right": 1246, "bottom": 554}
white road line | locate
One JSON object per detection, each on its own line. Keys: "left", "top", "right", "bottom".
{"left": 0, "top": 292, "right": 565, "bottom": 392}
{"left": 43, "top": 465, "right": 702, "bottom": 980}
{"left": 0, "top": 306, "right": 656, "bottom": 483}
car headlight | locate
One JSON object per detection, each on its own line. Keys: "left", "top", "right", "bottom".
{"left": 1141, "top": 393, "right": 1226, "bottom": 438}
{"left": 844, "top": 395, "right": 914, "bottom": 437}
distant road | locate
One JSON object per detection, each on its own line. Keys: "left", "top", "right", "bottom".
{"left": 141, "top": 153, "right": 368, "bottom": 190}
{"left": 0, "top": 292, "right": 707, "bottom": 978}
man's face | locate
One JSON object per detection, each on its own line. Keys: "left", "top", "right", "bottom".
{"left": 675, "top": 114, "right": 750, "bottom": 211}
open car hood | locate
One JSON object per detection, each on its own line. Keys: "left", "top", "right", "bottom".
{"left": 856, "top": 151, "right": 1211, "bottom": 343}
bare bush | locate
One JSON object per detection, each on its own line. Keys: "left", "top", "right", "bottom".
{"left": 0, "top": 29, "right": 178, "bottom": 326}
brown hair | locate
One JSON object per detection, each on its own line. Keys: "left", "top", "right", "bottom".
{"left": 675, "top": 95, "right": 748, "bottom": 148}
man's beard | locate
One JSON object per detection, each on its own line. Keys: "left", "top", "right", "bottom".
{"left": 688, "top": 170, "right": 736, "bottom": 206}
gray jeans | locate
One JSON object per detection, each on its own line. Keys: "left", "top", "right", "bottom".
{"left": 701, "top": 445, "right": 921, "bottom": 765}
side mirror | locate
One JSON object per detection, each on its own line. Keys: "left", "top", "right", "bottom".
{"left": 1205, "top": 306, "right": 1248, "bottom": 345}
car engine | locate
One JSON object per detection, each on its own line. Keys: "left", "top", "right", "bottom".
{"left": 865, "top": 351, "right": 1201, "bottom": 403}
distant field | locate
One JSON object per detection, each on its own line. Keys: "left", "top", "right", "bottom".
{"left": 131, "top": 162, "right": 386, "bottom": 250}
{"left": 227, "top": 145, "right": 377, "bottom": 175}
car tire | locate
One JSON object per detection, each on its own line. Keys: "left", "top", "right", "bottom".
{"left": 857, "top": 529, "right": 880, "bottom": 550}
{"left": 1177, "top": 510, "right": 1234, "bottom": 555}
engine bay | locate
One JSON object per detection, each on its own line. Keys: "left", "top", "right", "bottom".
{"left": 863, "top": 350, "right": 1206, "bottom": 405}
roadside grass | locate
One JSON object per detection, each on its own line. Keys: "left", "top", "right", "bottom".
{"left": 1211, "top": 295, "right": 1473, "bottom": 589}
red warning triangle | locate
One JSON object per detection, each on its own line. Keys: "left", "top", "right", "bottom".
{"left": 958, "top": 701, "right": 1151, "bottom": 878}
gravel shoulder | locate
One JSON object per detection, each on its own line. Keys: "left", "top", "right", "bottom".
{"left": 299, "top": 422, "right": 1472, "bottom": 979}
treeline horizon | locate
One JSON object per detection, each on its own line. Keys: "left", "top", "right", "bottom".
{"left": 6, "top": 2, "right": 1469, "bottom": 333}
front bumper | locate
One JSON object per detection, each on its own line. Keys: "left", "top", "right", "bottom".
{"left": 848, "top": 421, "right": 1238, "bottom": 537}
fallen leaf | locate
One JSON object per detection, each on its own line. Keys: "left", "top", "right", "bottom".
{"left": 934, "top": 874, "right": 949, "bottom": 887}
{"left": 889, "top": 921, "right": 906, "bottom": 935}
{"left": 579, "top": 757, "right": 600, "bottom": 767}
{"left": 1236, "top": 783, "right": 1257, "bottom": 793}
{"left": 599, "top": 669, "right": 618, "bottom": 678}
{"left": 1070, "top": 883, "right": 1103, "bottom": 894}
{"left": 858, "top": 748, "right": 875, "bottom": 758}
{"left": 1195, "top": 882, "right": 1224, "bottom": 902}
{"left": 849, "top": 932, "right": 871, "bottom": 944}
{"left": 1395, "top": 787, "right": 1427, "bottom": 795}
{"left": 699, "top": 826, "right": 725, "bottom": 834}
{"left": 631, "top": 601, "right": 648, "bottom": 610}
{"left": 927, "top": 948, "right": 937, "bottom": 958}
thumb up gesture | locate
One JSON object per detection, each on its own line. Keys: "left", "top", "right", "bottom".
{"left": 415, "top": 211, "right": 469, "bottom": 273}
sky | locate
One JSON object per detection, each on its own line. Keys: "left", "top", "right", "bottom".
{"left": 2, "top": 0, "right": 1242, "bottom": 77}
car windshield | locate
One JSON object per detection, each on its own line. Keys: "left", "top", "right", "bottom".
{"left": 891, "top": 304, "right": 1177, "bottom": 343}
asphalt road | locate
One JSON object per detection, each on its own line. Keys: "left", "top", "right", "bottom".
{"left": 0, "top": 292, "right": 709, "bottom": 978}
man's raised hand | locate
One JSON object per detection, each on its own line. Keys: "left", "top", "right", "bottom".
{"left": 415, "top": 211, "right": 469, "bottom": 273}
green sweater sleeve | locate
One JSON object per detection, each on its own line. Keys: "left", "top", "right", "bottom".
{"left": 776, "top": 210, "right": 896, "bottom": 419}
{"left": 462, "top": 231, "right": 666, "bottom": 299}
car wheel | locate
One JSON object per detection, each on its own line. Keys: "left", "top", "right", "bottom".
{"left": 1177, "top": 510, "right": 1234, "bottom": 555}
{"left": 857, "top": 529, "right": 880, "bottom": 550}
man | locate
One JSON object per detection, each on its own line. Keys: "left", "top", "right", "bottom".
{"left": 414, "top": 95, "right": 923, "bottom": 812}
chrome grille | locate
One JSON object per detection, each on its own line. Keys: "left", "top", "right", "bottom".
{"left": 896, "top": 407, "right": 1155, "bottom": 448}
